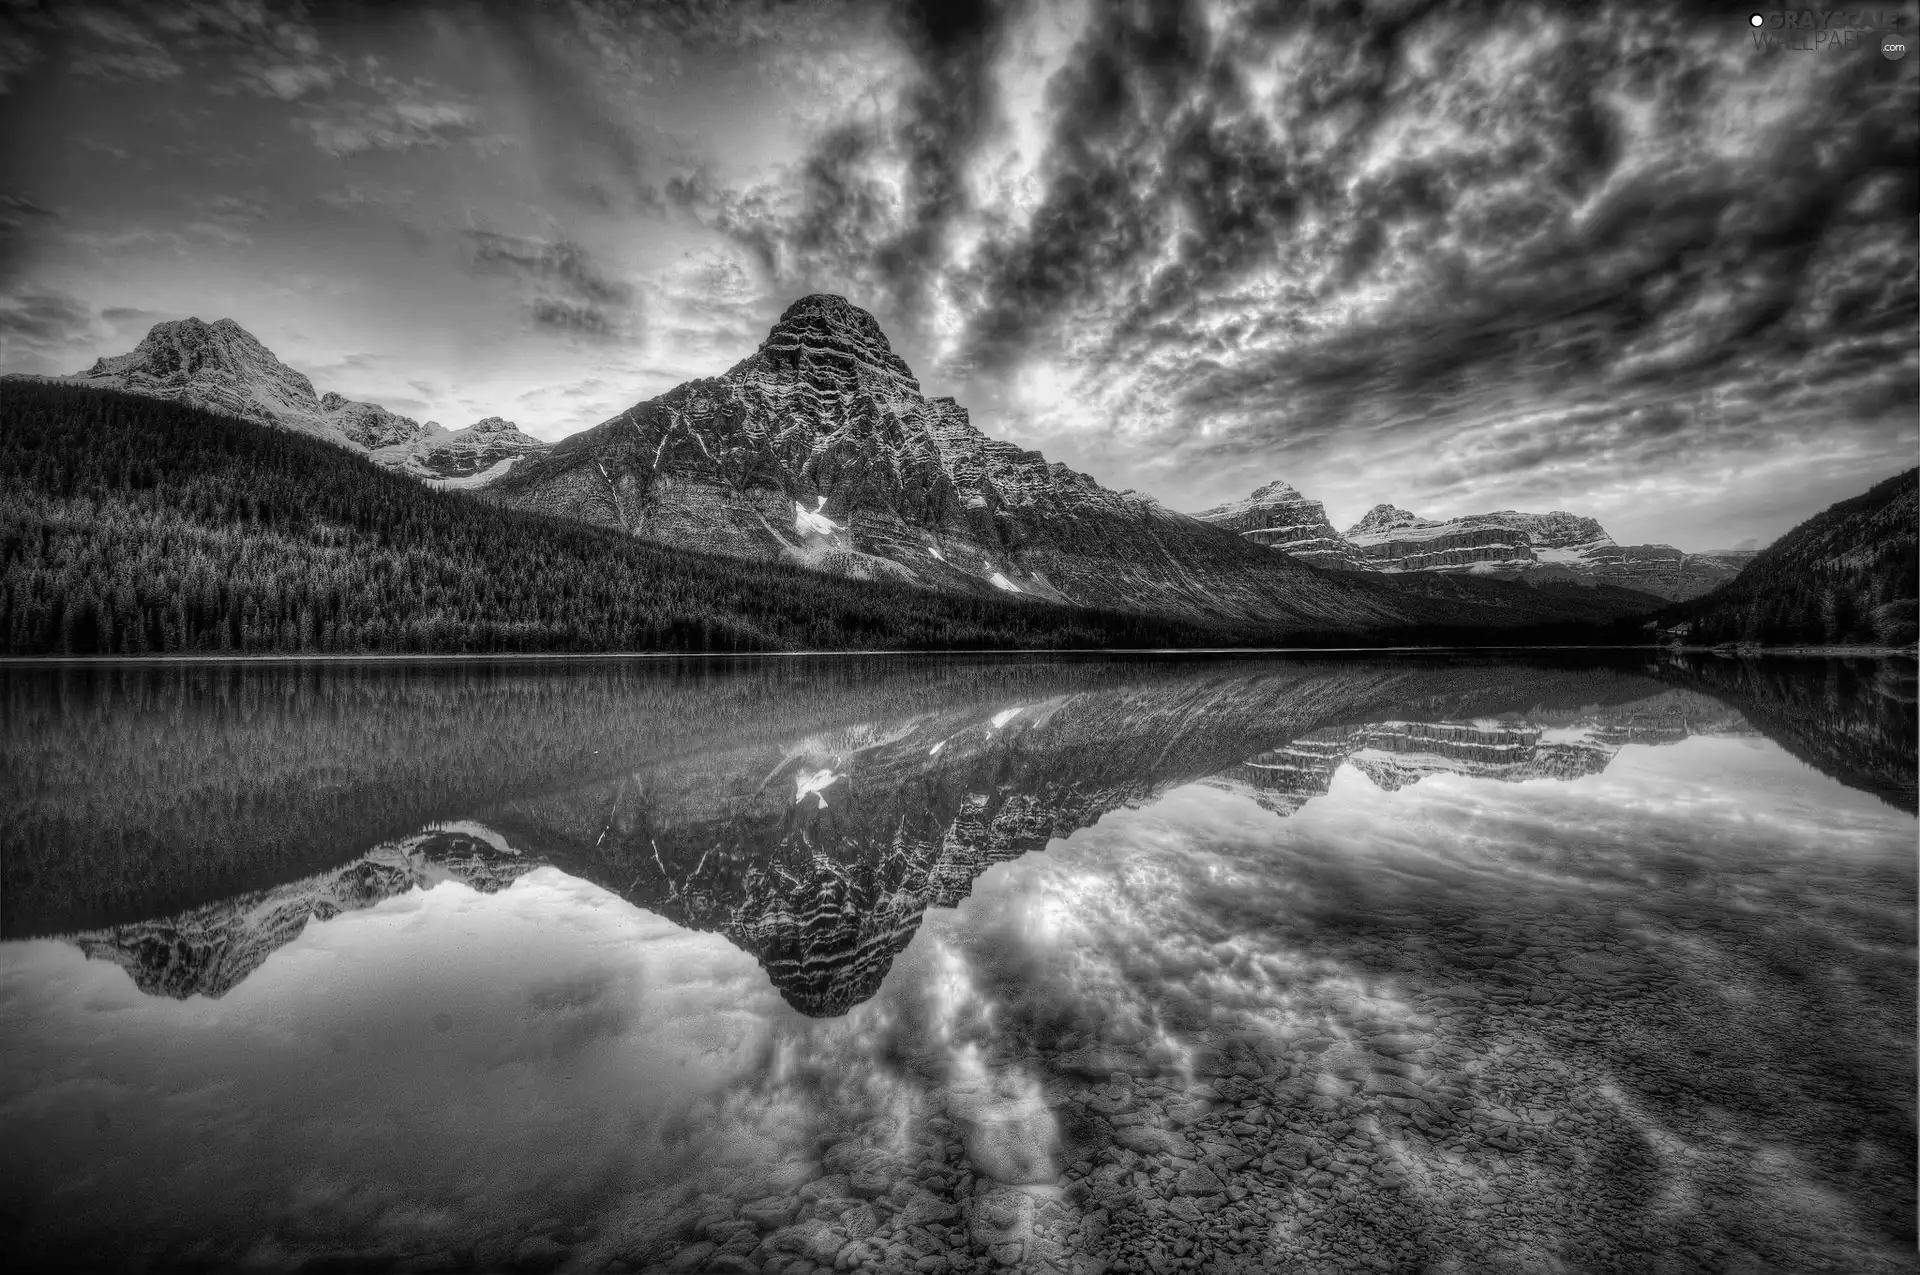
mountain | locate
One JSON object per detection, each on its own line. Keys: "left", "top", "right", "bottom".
{"left": 483, "top": 296, "right": 1652, "bottom": 633}
{"left": 1196, "top": 479, "right": 1752, "bottom": 602}
{"left": 1341, "top": 504, "right": 1756, "bottom": 601}
{"left": 1659, "top": 469, "right": 1919, "bottom": 648}
{"left": 376, "top": 414, "right": 550, "bottom": 487}
{"left": 1190, "top": 480, "right": 1370, "bottom": 570}
{"left": 0, "top": 381, "right": 1224, "bottom": 657}
{"left": 487, "top": 294, "right": 1363, "bottom": 624}
{"left": 4, "top": 317, "right": 548, "bottom": 485}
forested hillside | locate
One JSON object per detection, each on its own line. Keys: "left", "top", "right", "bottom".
{"left": 1661, "top": 470, "right": 1918, "bottom": 648}
{"left": 0, "top": 384, "right": 1224, "bottom": 654}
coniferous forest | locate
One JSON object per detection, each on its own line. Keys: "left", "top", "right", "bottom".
{"left": 0, "top": 384, "right": 1228, "bottom": 654}
{"left": 1656, "top": 469, "right": 1918, "bottom": 648}
{"left": 5, "top": 384, "right": 1913, "bottom": 657}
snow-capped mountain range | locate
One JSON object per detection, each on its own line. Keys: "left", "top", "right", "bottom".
{"left": 484, "top": 294, "right": 1458, "bottom": 626}
{"left": 1195, "top": 486, "right": 1759, "bottom": 602}
{"left": 6, "top": 297, "right": 1756, "bottom": 617}
{"left": 5, "top": 317, "right": 549, "bottom": 485}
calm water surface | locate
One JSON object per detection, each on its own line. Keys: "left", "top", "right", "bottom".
{"left": 1, "top": 653, "right": 1914, "bottom": 1275}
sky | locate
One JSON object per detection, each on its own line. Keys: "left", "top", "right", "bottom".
{"left": 0, "top": 0, "right": 1914, "bottom": 551}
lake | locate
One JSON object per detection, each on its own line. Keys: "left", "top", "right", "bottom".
{"left": 1, "top": 652, "right": 1914, "bottom": 1275}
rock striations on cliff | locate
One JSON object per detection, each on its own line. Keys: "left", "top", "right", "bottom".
{"left": 1189, "top": 480, "right": 1371, "bottom": 571}
{"left": 1341, "top": 505, "right": 1752, "bottom": 601}
{"left": 7, "top": 317, "right": 548, "bottom": 486}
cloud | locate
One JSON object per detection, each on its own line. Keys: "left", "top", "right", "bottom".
{"left": 302, "top": 94, "right": 481, "bottom": 157}
{"left": 100, "top": 305, "right": 168, "bottom": 330}
{"left": 832, "top": 0, "right": 1918, "bottom": 542}
{"left": 0, "top": 290, "right": 100, "bottom": 372}
{"left": 462, "top": 230, "right": 637, "bottom": 340}
{"left": 529, "top": 298, "right": 615, "bottom": 336}
{"left": 247, "top": 61, "right": 334, "bottom": 101}
{"left": 182, "top": 192, "right": 270, "bottom": 246}
{"left": 65, "top": 7, "right": 185, "bottom": 82}
{"left": 0, "top": 0, "right": 1911, "bottom": 545}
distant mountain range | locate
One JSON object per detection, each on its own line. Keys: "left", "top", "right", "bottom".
{"left": 4, "top": 300, "right": 1682, "bottom": 638}
{"left": 7, "top": 317, "right": 549, "bottom": 484}
{"left": 481, "top": 294, "right": 1634, "bottom": 628}
{"left": 23, "top": 301, "right": 1755, "bottom": 610}
{"left": 1193, "top": 481, "right": 1759, "bottom": 602}
{"left": 3, "top": 296, "right": 1910, "bottom": 649}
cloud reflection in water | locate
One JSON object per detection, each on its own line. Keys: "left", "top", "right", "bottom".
{"left": 0, "top": 657, "right": 1912, "bottom": 1272}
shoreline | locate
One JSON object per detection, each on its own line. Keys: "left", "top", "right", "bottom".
{"left": 0, "top": 643, "right": 1915, "bottom": 665}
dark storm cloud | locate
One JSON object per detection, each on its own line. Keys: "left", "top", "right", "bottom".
{"left": 464, "top": 231, "right": 633, "bottom": 306}
{"left": 869, "top": 0, "right": 1913, "bottom": 515}
{"left": 463, "top": 230, "right": 637, "bottom": 339}
{"left": 530, "top": 298, "right": 616, "bottom": 336}
{"left": 659, "top": 0, "right": 1014, "bottom": 347}
{"left": 870, "top": 0, "right": 1002, "bottom": 294}
{"left": 0, "top": 0, "right": 330, "bottom": 89}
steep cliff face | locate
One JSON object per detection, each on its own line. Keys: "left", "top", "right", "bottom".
{"left": 1342, "top": 506, "right": 1754, "bottom": 600}
{"left": 1345, "top": 507, "right": 1611, "bottom": 573}
{"left": 486, "top": 295, "right": 1427, "bottom": 629}
{"left": 7, "top": 318, "right": 549, "bottom": 486}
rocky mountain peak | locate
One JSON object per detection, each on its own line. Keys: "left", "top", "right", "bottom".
{"left": 729, "top": 293, "right": 925, "bottom": 404}
{"left": 35, "top": 318, "right": 545, "bottom": 483}
{"left": 88, "top": 316, "right": 318, "bottom": 401}
{"left": 773, "top": 293, "right": 896, "bottom": 352}
{"left": 1247, "top": 479, "right": 1302, "bottom": 500}
{"left": 1346, "top": 504, "right": 1433, "bottom": 538}
{"left": 1189, "top": 479, "right": 1371, "bottom": 572}
{"left": 1492, "top": 510, "right": 1613, "bottom": 550}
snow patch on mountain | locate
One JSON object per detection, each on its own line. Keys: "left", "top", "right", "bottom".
{"left": 795, "top": 496, "right": 841, "bottom": 537}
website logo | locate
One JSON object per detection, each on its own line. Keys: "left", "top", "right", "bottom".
{"left": 1746, "top": 9, "right": 1907, "bottom": 51}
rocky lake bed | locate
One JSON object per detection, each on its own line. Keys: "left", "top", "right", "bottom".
{"left": 481, "top": 894, "right": 1913, "bottom": 1275}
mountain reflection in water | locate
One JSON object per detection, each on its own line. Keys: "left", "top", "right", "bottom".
{"left": 1, "top": 653, "right": 1913, "bottom": 1274}
{"left": 63, "top": 679, "right": 1761, "bottom": 1015}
